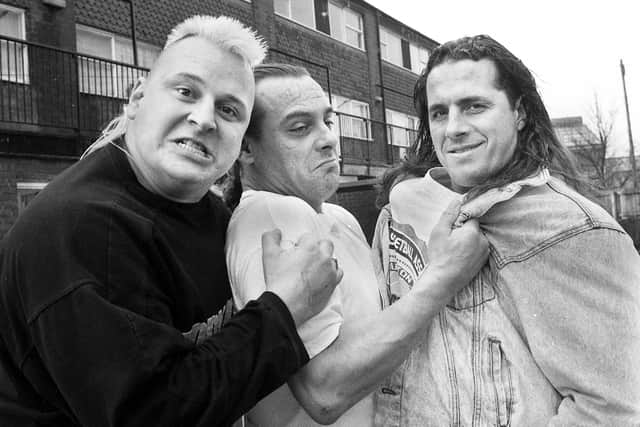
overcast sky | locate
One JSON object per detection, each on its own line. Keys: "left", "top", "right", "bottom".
{"left": 366, "top": 0, "right": 639, "bottom": 157}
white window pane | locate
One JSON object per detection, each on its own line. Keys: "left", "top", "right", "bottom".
{"left": 328, "top": 3, "right": 343, "bottom": 40}
{"left": 138, "top": 43, "right": 160, "bottom": 69}
{"left": 1, "top": 7, "right": 28, "bottom": 83}
{"left": 274, "top": 0, "right": 289, "bottom": 16}
{"left": 1, "top": 40, "right": 26, "bottom": 82}
{"left": 380, "top": 28, "right": 402, "bottom": 65}
{"left": 77, "top": 29, "right": 112, "bottom": 58}
{"left": 291, "top": 0, "right": 314, "bottom": 27}
{"left": 0, "top": 9, "right": 21, "bottom": 38}
{"left": 114, "top": 38, "right": 134, "bottom": 64}
{"left": 345, "top": 9, "right": 361, "bottom": 31}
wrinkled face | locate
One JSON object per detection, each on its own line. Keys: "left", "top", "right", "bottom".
{"left": 125, "top": 36, "right": 254, "bottom": 202}
{"left": 426, "top": 58, "right": 523, "bottom": 192}
{"left": 245, "top": 75, "right": 340, "bottom": 210}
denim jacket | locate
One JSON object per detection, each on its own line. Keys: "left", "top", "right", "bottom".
{"left": 372, "top": 168, "right": 640, "bottom": 426}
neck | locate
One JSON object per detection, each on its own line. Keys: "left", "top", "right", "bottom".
{"left": 430, "top": 168, "right": 467, "bottom": 194}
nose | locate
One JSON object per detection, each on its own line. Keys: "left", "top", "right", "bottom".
{"left": 316, "top": 123, "right": 339, "bottom": 153}
{"left": 187, "top": 98, "right": 216, "bottom": 132}
{"left": 445, "top": 109, "right": 470, "bottom": 140}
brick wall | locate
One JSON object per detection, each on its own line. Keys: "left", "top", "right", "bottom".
{"left": 381, "top": 63, "right": 418, "bottom": 115}
{"left": 75, "top": 0, "right": 254, "bottom": 46}
{"left": 329, "top": 180, "right": 381, "bottom": 243}
{"left": 273, "top": 17, "right": 370, "bottom": 102}
{"left": 0, "top": 154, "right": 75, "bottom": 237}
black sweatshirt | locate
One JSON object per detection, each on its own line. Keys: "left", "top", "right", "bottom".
{"left": 0, "top": 143, "right": 308, "bottom": 426}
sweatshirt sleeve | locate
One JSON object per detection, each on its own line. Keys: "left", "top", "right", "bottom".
{"left": 29, "top": 285, "right": 308, "bottom": 427}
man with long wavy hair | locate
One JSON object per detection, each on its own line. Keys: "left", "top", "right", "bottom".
{"left": 373, "top": 35, "right": 640, "bottom": 425}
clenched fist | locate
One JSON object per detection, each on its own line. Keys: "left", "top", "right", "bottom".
{"left": 261, "top": 229, "right": 344, "bottom": 326}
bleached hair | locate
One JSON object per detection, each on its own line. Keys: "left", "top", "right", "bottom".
{"left": 165, "top": 15, "right": 267, "bottom": 66}
{"left": 81, "top": 15, "right": 267, "bottom": 159}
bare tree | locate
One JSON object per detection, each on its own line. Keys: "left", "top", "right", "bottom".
{"left": 569, "top": 95, "right": 631, "bottom": 191}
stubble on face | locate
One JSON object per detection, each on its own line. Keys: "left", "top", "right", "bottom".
{"left": 248, "top": 76, "right": 340, "bottom": 210}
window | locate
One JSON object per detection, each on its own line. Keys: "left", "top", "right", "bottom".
{"left": 0, "top": 5, "right": 28, "bottom": 83}
{"left": 76, "top": 25, "right": 160, "bottom": 98}
{"left": 386, "top": 109, "right": 419, "bottom": 149}
{"left": 274, "top": 0, "right": 315, "bottom": 28}
{"left": 17, "top": 182, "right": 47, "bottom": 215}
{"left": 332, "top": 95, "right": 371, "bottom": 140}
{"left": 379, "top": 27, "right": 402, "bottom": 67}
{"left": 410, "top": 44, "right": 429, "bottom": 74}
{"left": 328, "top": 2, "right": 364, "bottom": 49}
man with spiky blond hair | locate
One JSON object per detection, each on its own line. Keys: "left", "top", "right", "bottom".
{"left": 0, "top": 15, "right": 341, "bottom": 426}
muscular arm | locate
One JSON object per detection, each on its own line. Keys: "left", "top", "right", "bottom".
{"left": 288, "top": 269, "right": 456, "bottom": 423}
{"left": 288, "top": 200, "right": 489, "bottom": 424}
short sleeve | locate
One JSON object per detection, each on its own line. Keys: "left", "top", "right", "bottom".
{"left": 226, "top": 192, "right": 343, "bottom": 358}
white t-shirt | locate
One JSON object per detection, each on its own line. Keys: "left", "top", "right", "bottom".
{"left": 226, "top": 190, "right": 380, "bottom": 427}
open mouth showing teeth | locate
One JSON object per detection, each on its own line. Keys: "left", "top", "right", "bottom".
{"left": 175, "top": 139, "right": 211, "bottom": 159}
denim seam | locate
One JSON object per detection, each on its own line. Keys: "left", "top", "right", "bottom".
{"left": 489, "top": 339, "right": 501, "bottom": 427}
{"left": 493, "top": 222, "right": 619, "bottom": 268}
{"left": 493, "top": 181, "right": 624, "bottom": 268}
{"left": 471, "top": 280, "right": 482, "bottom": 427}
{"left": 439, "top": 312, "right": 460, "bottom": 426}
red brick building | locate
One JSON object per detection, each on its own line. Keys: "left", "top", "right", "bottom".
{"left": 0, "top": 0, "right": 438, "bottom": 240}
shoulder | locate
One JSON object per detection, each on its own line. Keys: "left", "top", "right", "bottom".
{"left": 322, "top": 202, "right": 358, "bottom": 225}
{"left": 483, "top": 177, "right": 626, "bottom": 265}
{"left": 227, "top": 191, "right": 318, "bottom": 248}
{"left": 230, "top": 191, "right": 316, "bottom": 226}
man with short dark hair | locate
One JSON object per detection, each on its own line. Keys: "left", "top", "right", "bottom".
{"left": 373, "top": 34, "right": 640, "bottom": 425}
{"left": 226, "top": 63, "right": 489, "bottom": 426}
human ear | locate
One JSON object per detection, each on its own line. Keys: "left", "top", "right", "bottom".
{"left": 238, "top": 135, "right": 255, "bottom": 166}
{"left": 125, "top": 77, "right": 146, "bottom": 120}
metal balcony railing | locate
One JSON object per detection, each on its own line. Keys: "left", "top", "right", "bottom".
{"left": 334, "top": 111, "right": 417, "bottom": 167}
{"left": 0, "top": 34, "right": 148, "bottom": 133}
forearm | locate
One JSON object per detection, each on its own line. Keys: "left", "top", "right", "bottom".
{"left": 289, "top": 271, "right": 449, "bottom": 423}
{"left": 34, "top": 289, "right": 308, "bottom": 427}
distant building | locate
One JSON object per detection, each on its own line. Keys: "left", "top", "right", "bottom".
{"left": 553, "top": 116, "right": 640, "bottom": 225}
{"left": 0, "top": 0, "right": 438, "bottom": 239}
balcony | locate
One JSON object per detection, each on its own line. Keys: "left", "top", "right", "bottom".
{"left": 1, "top": 35, "right": 417, "bottom": 171}
{"left": 334, "top": 111, "right": 417, "bottom": 175}
{"left": 0, "top": 35, "right": 148, "bottom": 142}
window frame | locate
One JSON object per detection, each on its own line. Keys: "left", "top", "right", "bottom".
{"left": 0, "top": 4, "right": 29, "bottom": 84}
{"left": 75, "top": 24, "right": 159, "bottom": 99}
{"left": 332, "top": 94, "right": 372, "bottom": 141}
{"left": 17, "top": 182, "right": 47, "bottom": 215}
{"left": 379, "top": 27, "right": 402, "bottom": 67}
{"left": 386, "top": 109, "right": 419, "bottom": 148}
{"left": 274, "top": 0, "right": 316, "bottom": 29}
{"left": 328, "top": 2, "right": 365, "bottom": 50}
{"left": 410, "top": 43, "right": 429, "bottom": 74}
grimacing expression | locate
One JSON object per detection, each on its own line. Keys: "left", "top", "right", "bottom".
{"left": 245, "top": 75, "right": 340, "bottom": 210}
{"left": 426, "top": 58, "right": 525, "bottom": 192}
{"left": 125, "top": 36, "right": 255, "bottom": 202}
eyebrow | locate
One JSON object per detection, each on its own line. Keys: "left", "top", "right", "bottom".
{"left": 428, "top": 96, "right": 489, "bottom": 113}
{"left": 282, "top": 106, "right": 334, "bottom": 123}
{"left": 166, "top": 72, "right": 248, "bottom": 109}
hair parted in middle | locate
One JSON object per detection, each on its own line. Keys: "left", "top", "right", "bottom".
{"left": 377, "top": 34, "right": 582, "bottom": 206}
